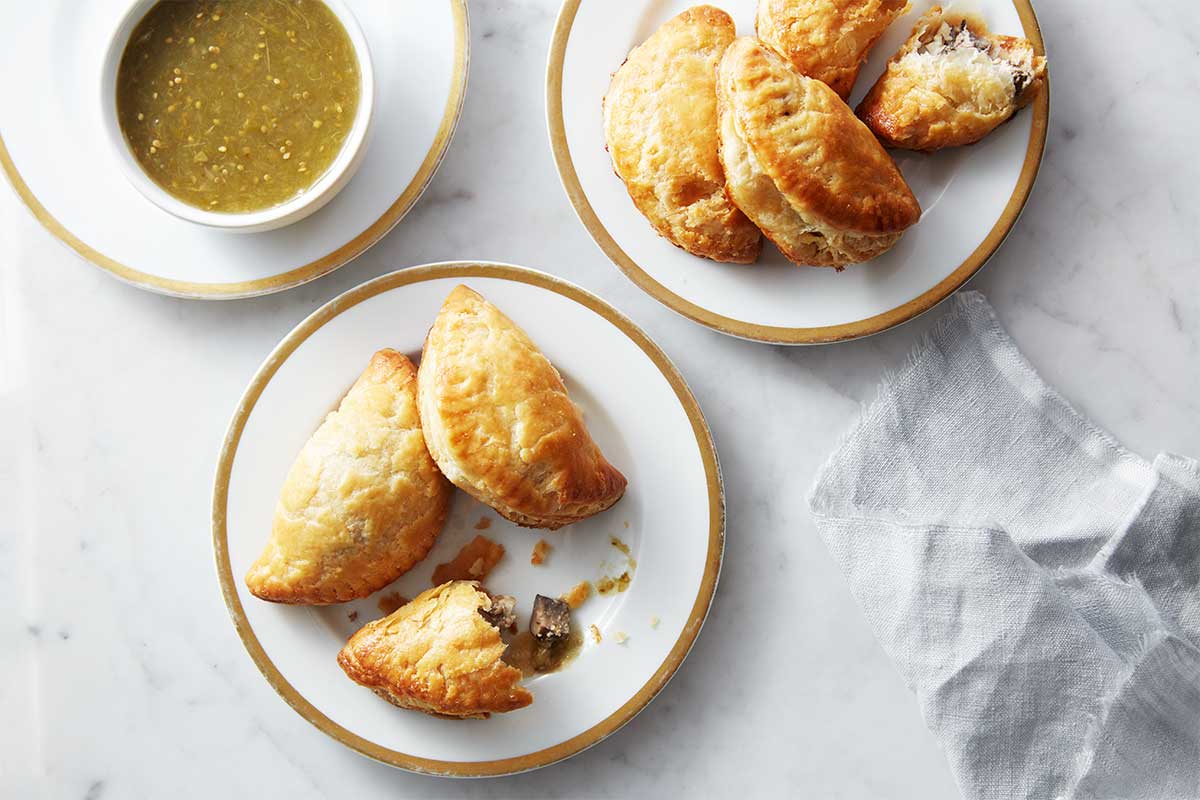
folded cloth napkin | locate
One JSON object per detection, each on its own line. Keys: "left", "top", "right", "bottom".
{"left": 809, "top": 291, "right": 1200, "bottom": 800}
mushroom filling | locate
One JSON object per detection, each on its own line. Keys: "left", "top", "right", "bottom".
{"left": 478, "top": 593, "right": 518, "bottom": 632}
{"left": 920, "top": 20, "right": 1032, "bottom": 95}
{"left": 530, "top": 595, "right": 571, "bottom": 645}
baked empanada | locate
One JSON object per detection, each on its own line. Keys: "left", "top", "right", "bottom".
{"left": 756, "top": 0, "right": 910, "bottom": 99}
{"left": 857, "top": 7, "right": 1047, "bottom": 151}
{"left": 716, "top": 37, "right": 920, "bottom": 268}
{"left": 603, "top": 6, "right": 762, "bottom": 264}
{"left": 338, "top": 581, "right": 532, "bottom": 719}
{"left": 245, "top": 350, "right": 452, "bottom": 605}
{"left": 418, "top": 286, "right": 627, "bottom": 529}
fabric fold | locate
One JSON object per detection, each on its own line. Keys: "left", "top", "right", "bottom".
{"left": 809, "top": 291, "right": 1200, "bottom": 800}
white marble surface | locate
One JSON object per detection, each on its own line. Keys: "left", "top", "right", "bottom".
{"left": 2, "top": 1, "right": 1198, "bottom": 797}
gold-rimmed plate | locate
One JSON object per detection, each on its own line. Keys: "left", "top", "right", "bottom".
{"left": 212, "top": 262, "right": 724, "bottom": 774}
{"left": 0, "top": 0, "right": 468, "bottom": 299}
{"left": 547, "top": 0, "right": 1048, "bottom": 344}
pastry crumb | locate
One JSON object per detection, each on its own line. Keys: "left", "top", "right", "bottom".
{"left": 623, "top": 520, "right": 629, "bottom": 529}
{"left": 531, "top": 539, "right": 552, "bottom": 565}
{"left": 614, "top": 631, "right": 629, "bottom": 645}
{"left": 348, "top": 610, "right": 358, "bottom": 622}
{"left": 561, "top": 580, "right": 593, "bottom": 609}
{"left": 376, "top": 592, "right": 409, "bottom": 616}
{"left": 432, "top": 535, "right": 505, "bottom": 585}
{"left": 474, "top": 516, "right": 492, "bottom": 530}
{"left": 589, "top": 624, "right": 602, "bottom": 644}
{"left": 650, "top": 615, "right": 660, "bottom": 629}
{"left": 596, "top": 572, "right": 632, "bottom": 595}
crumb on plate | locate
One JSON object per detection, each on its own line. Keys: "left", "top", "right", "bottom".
{"left": 531, "top": 539, "right": 552, "bottom": 565}
{"left": 561, "top": 580, "right": 593, "bottom": 609}
{"left": 431, "top": 535, "right": 505, "bottom": 585}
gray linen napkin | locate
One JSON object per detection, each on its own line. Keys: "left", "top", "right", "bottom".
{"left": 809, "top": 291, "right": 1200, "bottom": 800}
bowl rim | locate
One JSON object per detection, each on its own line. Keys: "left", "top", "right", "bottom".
{"left": 99, "top": 0, "right": 377, "bottom": 232}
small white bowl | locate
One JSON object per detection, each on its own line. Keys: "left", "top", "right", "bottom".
{"left": 99, "top": 0, "right": 376, "bottom": 233}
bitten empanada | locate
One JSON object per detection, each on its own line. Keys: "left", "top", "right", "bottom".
{"left": 245, "top": 350, "right": 452, "bottom": 605}
{"left": 338, "top": 581, "right": 532, "bottom": 719}
{"left": 603, "top": 6, "right": 762, "bottom": 263}
{"left": 418, "top": 286, "right": 627, "bottom": 529}
{"left": 716, "top": 37, "right": 920, "bottom": 268}
{"left": 857, "top": 7, "right": 1047, "bottom": 151}
{"left": 756, "top": 0, "right": 909, "bottom": 99}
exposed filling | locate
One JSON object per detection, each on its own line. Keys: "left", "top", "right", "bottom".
{"left": 498, "top": 593, "right": 582, "bottom": 676}
{"left": 919, "top": 20, "right": 1033, "bottom": 97}
{"left": 530, "top": 594, "right": 571, "bottom": 645}
{"left": 478, "top": 593, "right": 518, "bottom": 632}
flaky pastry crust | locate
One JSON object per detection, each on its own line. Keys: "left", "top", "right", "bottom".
{"left": 756, "top": 0, "right": 909, "bottom": 98}
{"left": 602, "top": 6, "right": 761, "bottom": 263}
{"left": 245, "top": 350, "right": 452, "bottom": 605}
{"left": 418, "top": 286, "right": 627, "bottom": 530}
{"left": 337, "top": 581, "right": 532, "bottom": 719}
{"left": 716, "top": 37, "right": 919, "bottom": 268}
{"left": 857, "top": 6, "right": 1047, "bottom": 151}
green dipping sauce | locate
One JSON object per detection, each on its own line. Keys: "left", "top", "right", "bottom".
{"left": 116, "top": 0, "right": 361, "bottom": 214}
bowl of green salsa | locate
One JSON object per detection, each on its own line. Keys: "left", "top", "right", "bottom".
{"left": 101, "top": 0, "right": 375, "bottom": 232}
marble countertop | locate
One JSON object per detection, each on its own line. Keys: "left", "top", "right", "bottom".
{"left": 3, "top": 1, "right": 1198, "bottom": 797}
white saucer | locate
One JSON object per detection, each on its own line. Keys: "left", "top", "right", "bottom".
{"left": 212, "top": 262, "right": 724, "bottom": 775}
{"left": 547, "top": 0, "right": 1048, "bottom": 343}
{"left": 0, "top": 0, "right": 468, "bottom": 299}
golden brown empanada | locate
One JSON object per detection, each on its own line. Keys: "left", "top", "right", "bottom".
{"left": 716, "top": 37, "right": 920, "bottom": 268}
{"left": 756, "top": 0, "right": 910, "bottom": 99}
{"left": 338, "top": 581, "right": 532, "bottom": 719}
{"left": 245, "top": 350, "right": 452, "bottom": 605}
{"left": 418, "top": 286, "right": 627, "bottom": 530}
{"left": 602, "top": 6, "right": 762, "bottom": 264}
{"left": 857, "top": 7, "right": 1047, "bottom": 151}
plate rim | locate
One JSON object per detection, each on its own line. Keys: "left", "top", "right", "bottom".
{"left": 0, "top": 0, "right": 470, "bottom": 301}
{"left": 210, "top": 261, "right": 726, "bottom": 776}
{"left": 545, "top": 0, "right": 1050, "bottom": 344}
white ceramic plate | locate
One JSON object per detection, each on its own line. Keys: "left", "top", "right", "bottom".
{"left": 213, "top": 262, "right": 724, "bottom": 775}
{"left": 0, "top": 0, "right": 468, "bottom": 299}
{"left": 547, "top": 0, "right": 1048, "bottom": 343}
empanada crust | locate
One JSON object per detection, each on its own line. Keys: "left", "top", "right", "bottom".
{"left": 756, "top": 0, "right": 909, "bottom": 98}
{"left": 857, "top": 7, "right": 1047, "bottom": 151}
{"left": 603, "top": 6, "right": 761, "bottom": 264}
{"left": 716, "top": 36, "right": 919, "bottom": 261}
{"left": 418, "top": 286, "right": 627, "bottom": 530}
{"left": 338, "top": 581, "right": 532, "bottom": 719}
{"left": 246, "top": 350, "right": 452, "bottom": 605}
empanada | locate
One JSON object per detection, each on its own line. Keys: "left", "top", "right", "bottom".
{"left": 716, "top": 37, "right": 920, "bottom": 268}
{"left": 418, "top": 286, "right": 627, "bottom": 530}
{"left": 245, "top": 350, "right": 452, "bottom": 605}
{"left": 338, "top": 581, "right": 532, "bottom": 719}
{"left": 756, "top": 0, "right": 910, "bottom": 99}
{"left": 602, "top": 6, "right": 762, "bottom": 264}
{"left": 857, "top": 7, "right": 1047, "bottom": 151}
